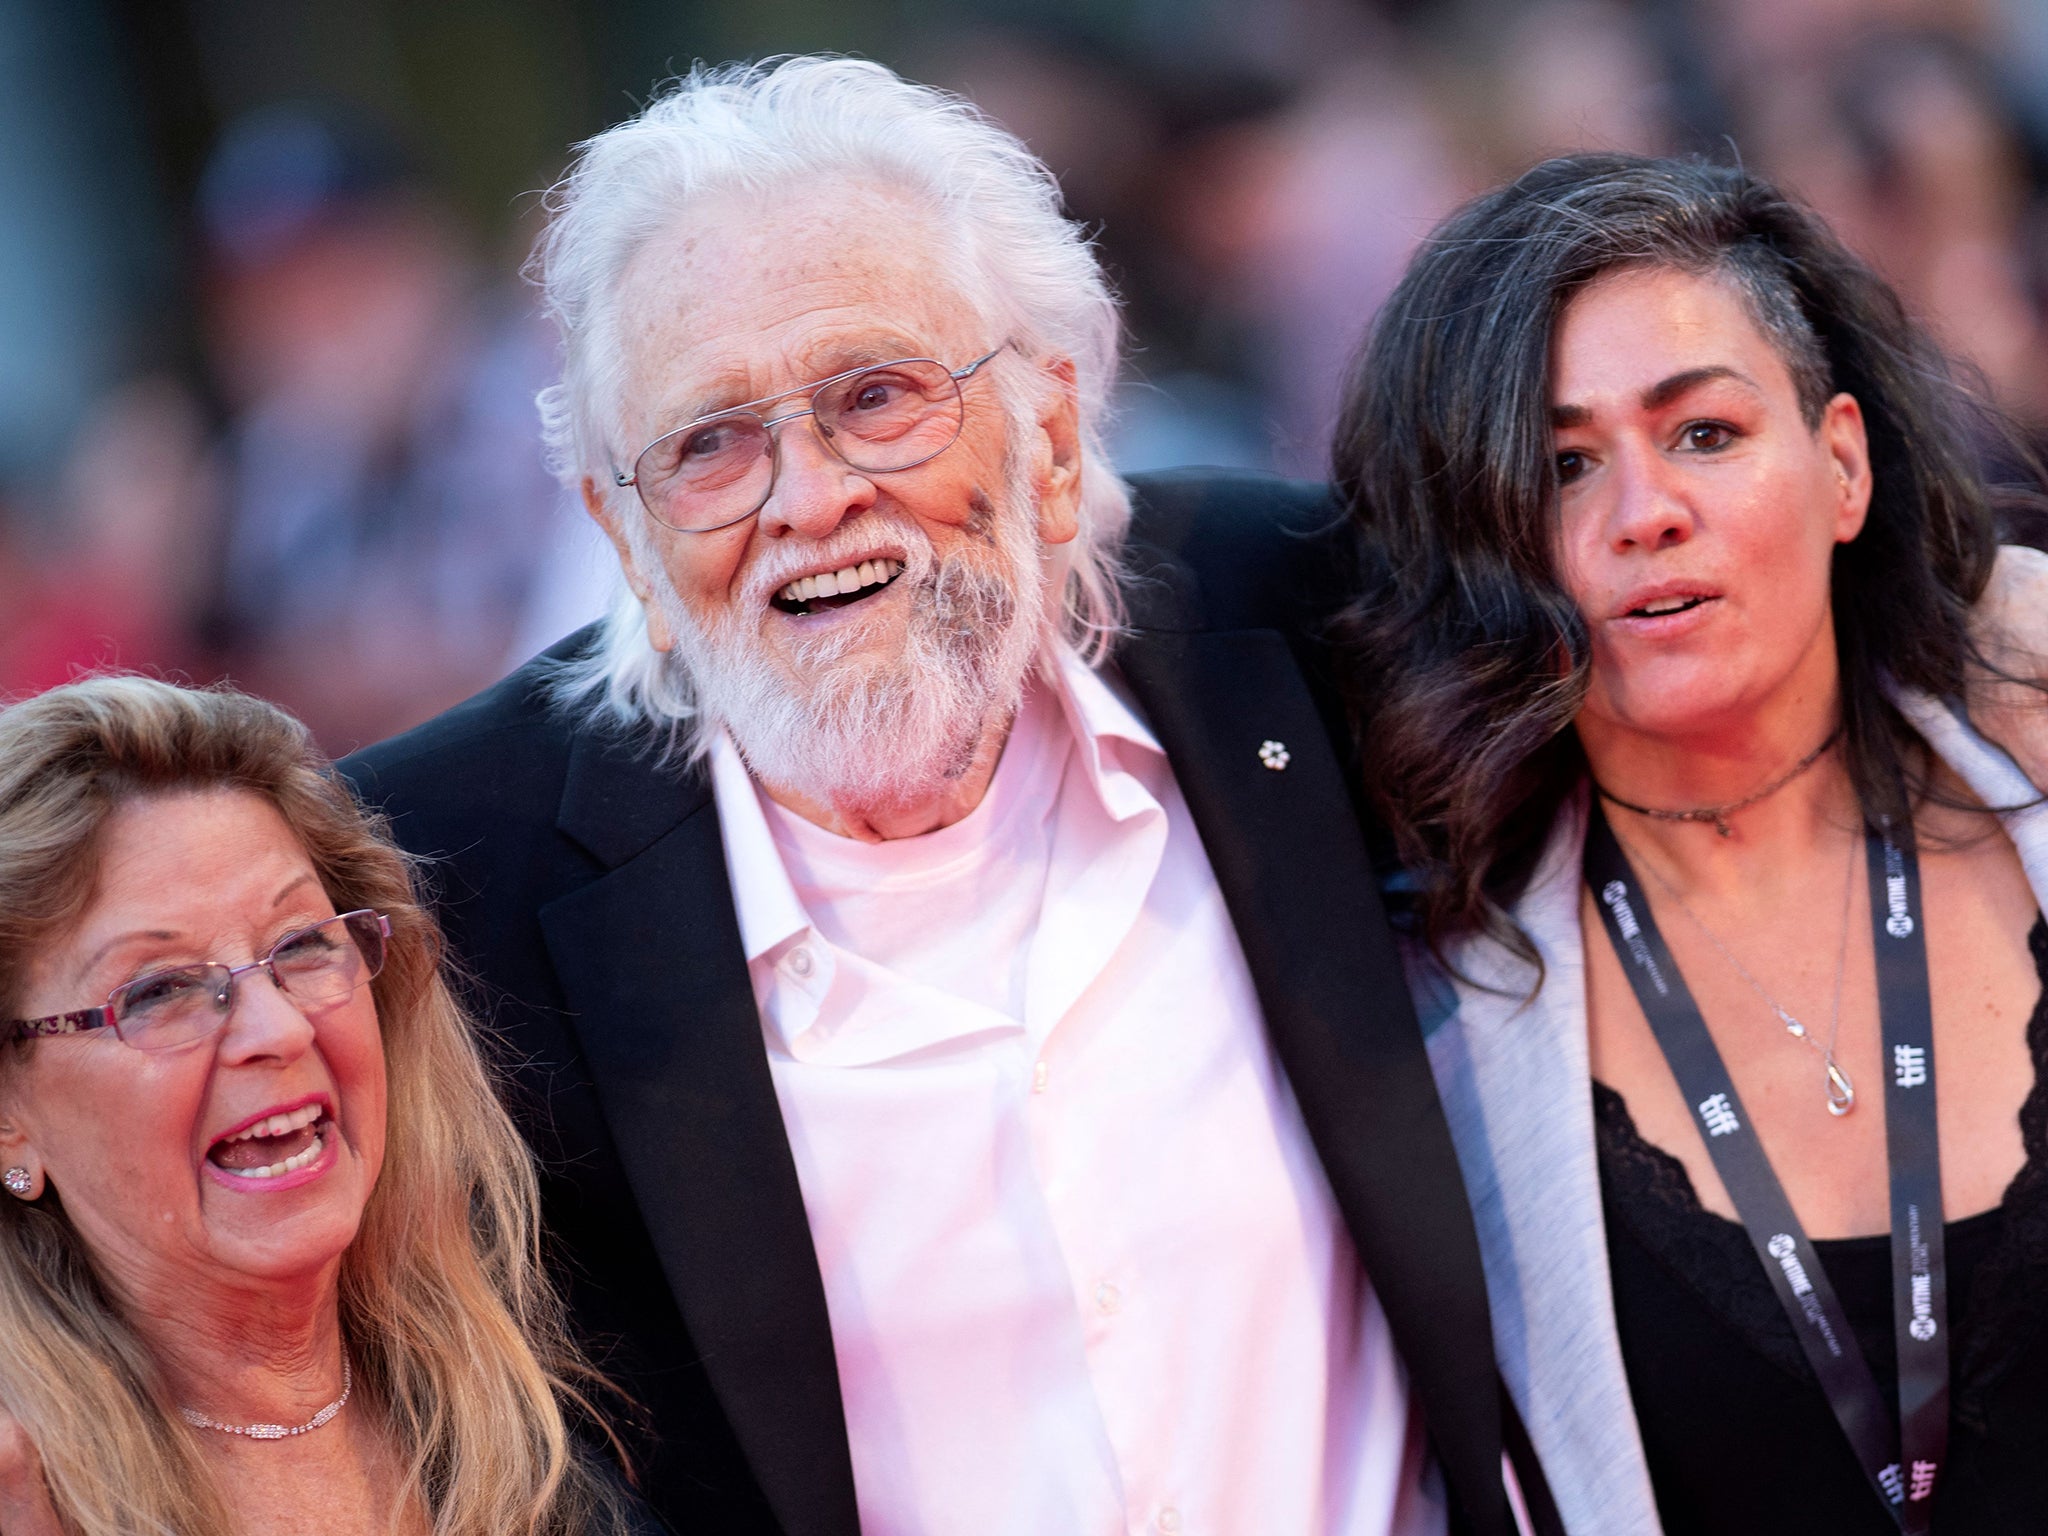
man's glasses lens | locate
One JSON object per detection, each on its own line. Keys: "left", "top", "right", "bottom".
{"left": 110, "top": 911, "right": 389, "bottom": 1051}
{"left": 814, "top": 362, "right": 963, "bottom": 460}
{"left": 633, "top": 358, "right": 968, "bottom": 532}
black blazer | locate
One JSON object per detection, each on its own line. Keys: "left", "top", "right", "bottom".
{"left": 342, "top": 470, "right": 1528, "bottom": 1536}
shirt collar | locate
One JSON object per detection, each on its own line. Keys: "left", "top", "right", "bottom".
{"left": 709, "top": 730, "right": 812, "bottom": 968}
{"left": 1049, "top": 643, "right": 1162, "bottom": 763}
{"left": 1049, "top": 645, "right": 1166, "bottom": 831}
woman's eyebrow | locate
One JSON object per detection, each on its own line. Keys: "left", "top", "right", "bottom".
{"left": 76, "top": 929, "right": 179, "bottom": 983}
{"left": 68, "top": 874, "right": 323, "bottom": 987}
{"left": 270, "top": 873, "right": 320, "bottom": 909}
{"left": 1551, "top": 366, "right": 1759, "bottom": 429}
{"left": 1640, "top": 365, "right": 1755, "bottom": 411}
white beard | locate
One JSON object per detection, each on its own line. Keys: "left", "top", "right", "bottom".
{"left": 640, "top": 454, "right": 1049, "bottom": 817}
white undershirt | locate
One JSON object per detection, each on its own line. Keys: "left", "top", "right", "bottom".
{"left": 710, "top": 649, "right": 1442, "bottom": 1536}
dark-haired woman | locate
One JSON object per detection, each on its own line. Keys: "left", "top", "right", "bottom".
{"left": 1337, "top": 154, "right": 2048, "bottom": 1534}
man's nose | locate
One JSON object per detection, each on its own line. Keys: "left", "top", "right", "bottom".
{"left": 1605, "top": 443, "right": 1696, "bottom": 552}
{"left": 756, "top": 411, "right": 879, "bottom": 540}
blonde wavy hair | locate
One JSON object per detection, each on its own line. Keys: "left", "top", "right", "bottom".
{"left": 0, "top": 676, "right": 632, "bottom": 1536}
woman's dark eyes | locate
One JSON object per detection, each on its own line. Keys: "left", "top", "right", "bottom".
{"left": 1556, "top": 422, "right": 1735, "bottom": 483}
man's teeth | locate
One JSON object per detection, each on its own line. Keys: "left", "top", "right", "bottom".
{"left": 219, "top": 1103, "right": 323, "bottom": 1144}
{"left": 219, "top": 1124, "right": 326, "bottom": 1180}
{"left": 777, "top": 559, "right": 903, "bottom": 606}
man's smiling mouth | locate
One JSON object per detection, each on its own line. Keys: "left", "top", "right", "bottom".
{"left": 771, "top": 559, "right": 905, "bottom": 616}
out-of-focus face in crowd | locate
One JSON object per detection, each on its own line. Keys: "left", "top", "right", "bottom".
{"left": 582, "top": 178, "right": 1082, "bottom": 829}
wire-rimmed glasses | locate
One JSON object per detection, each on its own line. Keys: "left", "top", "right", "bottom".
{"left": 612, "top": 344, "right": 1008, "bottom": 533}
{"left": 4, "top": 910, "right": 391, "bottom": 1053}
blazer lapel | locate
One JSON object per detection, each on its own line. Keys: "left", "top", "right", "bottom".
{"left": 1116, "top": 626, "right": 1510, "bottom": 1536}
{"left": 538, "top": 730, "right": 859, "bottom": 1536}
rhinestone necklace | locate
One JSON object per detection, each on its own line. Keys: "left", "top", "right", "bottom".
{"left": 1617, "top": 824, "right": 1860, "bottom": 1116}
{"left": 178, "top": 1358, "right": 352, "bottom": 1440}
{"left": 1594, "top": 726, "right": 1843, "bottom": 838}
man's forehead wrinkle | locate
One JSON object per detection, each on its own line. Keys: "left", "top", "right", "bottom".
{"left": 613, "top": 209, "right": 981, "bottom": 442}
{"left": 631, "top": 311, "right": 954, "bottom": 437}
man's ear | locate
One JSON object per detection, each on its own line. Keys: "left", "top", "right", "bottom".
{"left": 1820, "top": 391, "right": 1872, "bottom": 545}
{"left": 1030, "top": 357, "right": 1082, "bottom": 548}
{"left": 581, "top": 476, "right": 676, "bottom": 653}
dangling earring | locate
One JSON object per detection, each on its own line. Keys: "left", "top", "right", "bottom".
{"left": 3, "top": 1167, "right": 32, "bottom": 1196}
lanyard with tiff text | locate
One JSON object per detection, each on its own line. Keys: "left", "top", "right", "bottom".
{"left": 1583, "top": 800, "right": 1949, "bottom": 1530}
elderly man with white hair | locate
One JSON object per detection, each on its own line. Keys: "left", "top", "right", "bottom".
{"left": 340, "top": 57, "right": 1548, "bottom": 1536}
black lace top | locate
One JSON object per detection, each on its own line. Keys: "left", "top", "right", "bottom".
{"left": 1594, "top": 917, "right": 2048, "bottom": 1535}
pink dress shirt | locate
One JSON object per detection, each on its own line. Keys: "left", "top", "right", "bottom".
{"left": 709, "top": 648, "right": 1443, "bottom": 1536}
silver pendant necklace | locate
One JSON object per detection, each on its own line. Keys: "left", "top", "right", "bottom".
{"left": 178, "top": 1358, "right": 352, "bottom": 1440}
{"left": 1617, "top": 825, "right": 1859, "bottom": 1116}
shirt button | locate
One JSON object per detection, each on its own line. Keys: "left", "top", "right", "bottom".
{"left": 1157, "top": 1508, "right": 1182, "bottom": 1534}
{"left": 1094, "top": 1281, "right": 1120, "bottom": 1315}
{"left": 1032, "top": 1060, "right": 1049, "bottom": 1093}
{"left": 786, "top": 946, "right": 815, "bottom": 978}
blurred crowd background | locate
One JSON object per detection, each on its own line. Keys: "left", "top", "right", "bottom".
{"left": 5, "top": 0, "right": 2047, "bottom": 753}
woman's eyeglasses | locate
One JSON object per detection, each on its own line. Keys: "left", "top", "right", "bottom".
{"left": 5, "top": 911, "right": 391, "bottom": 1053}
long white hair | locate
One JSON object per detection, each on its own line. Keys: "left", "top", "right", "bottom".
{"left": 527, "top": 55, "right": 1132, "bottom": 742}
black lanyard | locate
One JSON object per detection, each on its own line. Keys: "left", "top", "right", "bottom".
{"left": 1584, "top": 801, "right": 1949, "bottom": 1530}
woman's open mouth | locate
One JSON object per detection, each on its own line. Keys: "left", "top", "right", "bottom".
{"left": 1625, "top": 594, "right": 1713, "bottom": 619}
{"left": 770, "top": 559, "right": 904, "bottom": 616}
{"left": 207, "top": 1102, "right": 333, "bottom": 1181}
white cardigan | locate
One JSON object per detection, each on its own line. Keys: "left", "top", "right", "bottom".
{"left": 1413, "top": 695, "right": 2048, "bottom": 1535}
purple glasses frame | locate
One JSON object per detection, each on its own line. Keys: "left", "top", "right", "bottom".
{"left": 4, "top": 910, "right": 392, "bottom": 1051}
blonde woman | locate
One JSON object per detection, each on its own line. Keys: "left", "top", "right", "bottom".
{"left": 0, "top": 677, "right": 664, "bottom": 1535}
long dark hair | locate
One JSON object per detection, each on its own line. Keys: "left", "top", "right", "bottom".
{"left": 1332, "top": 152, "right": 2030, "bottom": 961}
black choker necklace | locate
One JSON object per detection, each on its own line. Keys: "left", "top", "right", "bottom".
{"left": 1593, "top": 726, "right": 1843, "bottom": 838}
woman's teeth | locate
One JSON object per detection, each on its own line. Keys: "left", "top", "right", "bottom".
{"left": 1632, "top": 595, "right": 1706, "bottom": 617}
{"left": 777, "top": 559, "right": 903, "bottom": 606}
{"left": 210, "top": 1104, "right": 330, "bottom": 1178}
{"left": 222, "top": 1127, "right": 326, "bottom": 1180}
{"left": 220, "top": 1103, "right": 323, "bottom": 1145}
